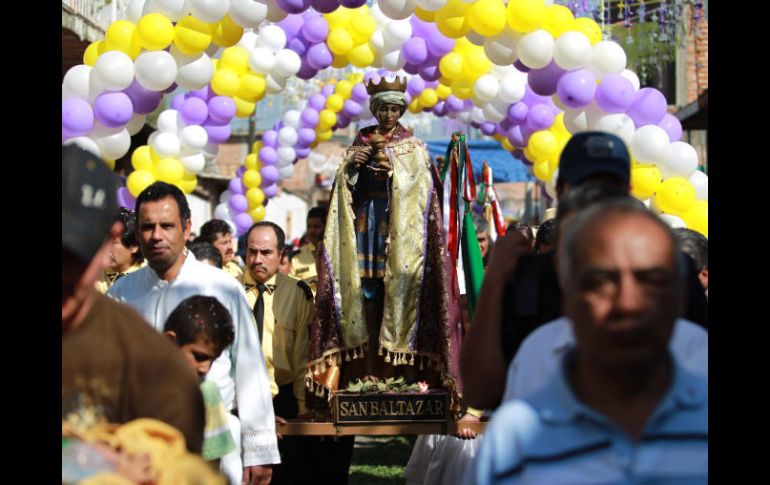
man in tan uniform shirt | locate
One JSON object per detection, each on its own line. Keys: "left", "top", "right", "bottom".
{"left": 198, "top": 219, "right": 244, "bottom": 279}
{"left": 289, "top": 207, "right": 327, "bottom": 295}
{"left": 95, "top": 208, "right": 144, "bottom": 293}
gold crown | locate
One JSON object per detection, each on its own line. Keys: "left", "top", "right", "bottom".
{"left": 365, "top": 75, "right": 407, "bottom": 95}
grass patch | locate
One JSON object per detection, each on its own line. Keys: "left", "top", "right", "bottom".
{"left": 349, "top": 436, "right": 415, "bottom": 485}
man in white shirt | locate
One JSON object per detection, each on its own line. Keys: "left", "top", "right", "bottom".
{"left": 108, "top": 182, "right": 279, "bottom": 485}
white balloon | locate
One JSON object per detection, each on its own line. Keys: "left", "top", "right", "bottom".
{"left": 619, "top": 69, "right": 641, "bottom": 91}
{"left": 96, "top": 128, "right": 131, "bottom": 160}
{"left": 498, "top": 72, "right": 526, "bottom": 104}
{"left": 157, "top": 109, "right": 180, "bottom": 133}
{"left": 126, "top": 113, "right": 147, "bottom": 136}
{"left": 278, "top": 164, "right": 295, "bottom": 179}
{"left": 125, "top": 0, "right": 146, "bottom": 23}
{"left": 544, "top": 178, "right": 557, "bottom": 199}
{"left": 62, "top": 65, "right": 92, "bottom": 100}
{"left": 592, "top": 113, "right": 635, "bottom": 147}
{"left": 689, "top": 170, "right": 708, "bottom": 200}
{"left": 135, "top": 51, "right": 178, "bottom": 91}
{"left": 482, "top": 101, "right": 506, "bottom": 123}
{"left": 659, "top": 214, "right": 686, "bottom": 229}
{"left": 471, "top": 96, "right": 487, "bottom": 109}
{"left": 273, "top": 49, "right": 301, "bottom": 77}
{"left": 63, "top": 136, "right": 101, "bottom": 158}
{"left": 383, "top": 21, "right": 413, "bottom": 46}
{"left": 415, "top": 0, "right": 447, "bottom": 10}
{"left": 563, "top": 108, "right": 588, "bottom": 133}
{"left": 142, "top": 0, "right": 187, "bottom": 21}
{"left": 484, "top": 28, "right": 520, "bottom": 66}
{"left": 631, "top": 125, "right": 670, "bottom": 165}
{"left": 94, "top": 51, "right": 134, "bottom": 91}
{"left": 219, "top": 189, "right": 232, "bottom": 204}
{"left": 176, "top": 52, "right": 214, "bottom": 90}
{"left": 370, "top": 30, "right": 386, "bottom": 52}
{"left": 378, "top": 0, "right": 417, "bottom": 21}
{"left": 282, "top": 110, "right": 301, "bottom": 129}
{"left": 180, "top": 152, "right": 206, "bottom": 173}
{"left": 277, "top": 146, "right": 297, "bottom": 165}
{"left": 466, "top": 30, "right": 486, "bottom": 46}
{"left": 470, "top": 107, "right": 486, "bottom": 124}
{"left": 152, "top": 131, "right": 182, "bottom": 157}
{"left": 659, "top": 141, "right": 699, "bottom": 179}
{"left": 87, "top": 72, "right": 113, "bottom": 103}
{"left": 180, "top": 125, "right": 209, "bottom": 150}
{"left": 249, "top": 47, "right": 276, "bottom": 74}
{"left": 188, "top": 0, "right": 230, "bottom": 23}
{"left": 265, "top": 73, "right": 287, "bottom": 94}
{"left": 278, "top": 127, "right": 299, "bottom": 147}
{"left": 473, "top": 75, "right": 500, "bottom": 102}
{"left": 237, "top": 31, "right": 260, "bottom": 51}
{"left": 265, "top": 0, "right": 288, "bottom": 22}
{"left": 228, "top": 0, "right": 268, "bottom": 28}
{"left": 589, "top": 41, "right": 627, "bottom": 79}
{"left": 553, "top": 31, "right": 592, "bottom": 70}
{"left": 381, "top": 48, "right": 406, "bottom": 71}
{"left": 257, "top": 24, "right": 287, "bottom": 52}
{"left": 583, "top": 100, "right": 607, "bottom": 128}
{"left": 214, "top": 202, "right": 231, "bottom": 220}
{"left": 369, "top": 4, "right": 392, "bottom": 27}
{"left": 516, "top": 29, "right": 554, "bottom": 70}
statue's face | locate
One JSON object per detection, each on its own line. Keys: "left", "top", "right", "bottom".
{"left": 375, "top": 103, "right": 403, "bottom": 131}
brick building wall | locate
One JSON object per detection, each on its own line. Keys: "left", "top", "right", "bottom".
{"left": 685, "top": 16, "right": 708, "bottom": 103}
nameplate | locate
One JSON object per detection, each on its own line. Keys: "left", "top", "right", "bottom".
{"left": 333, "top": 391, "right": 448, "bottom": 424}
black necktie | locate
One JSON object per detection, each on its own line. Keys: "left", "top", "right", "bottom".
{"left": 253, "top": 283, "right": 267, "bottom": 343}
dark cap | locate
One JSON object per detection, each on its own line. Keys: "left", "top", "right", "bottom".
{"left": 62, "top": 145, "right": 118, "bottom": 263}
{"left": 557, "top": 131, "right": 631, "bottom": 188}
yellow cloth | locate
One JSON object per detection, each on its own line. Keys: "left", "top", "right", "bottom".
{"left": 223, "top": 261, "right": 244, "bottom": 279}
{"left": 289, "top": 243, "right": 318, "bottom": 295}
{"left": 95, "top": 263, "right": 143, "bottom": 294}
{"left": 240, "top": 271, "right": 313, "bottom": 415}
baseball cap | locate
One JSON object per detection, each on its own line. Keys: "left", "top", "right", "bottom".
{"left": 557, "top": 131, "right": 631, "bottom": 187}
{"left": 62, "top": 145, "right": 118, "bottom": 263}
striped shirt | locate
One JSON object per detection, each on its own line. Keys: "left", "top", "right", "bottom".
{"left": 469, "top": 356, "right": 707, "bottom": 484}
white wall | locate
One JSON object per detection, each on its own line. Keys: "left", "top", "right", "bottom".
{"left": 188, "top": 193, "right": 212, "bottom": 239}
{"left": 264, "top": 191, "right": 309, "bottom": 242}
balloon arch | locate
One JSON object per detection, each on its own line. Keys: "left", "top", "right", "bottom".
{"left": 61, "top": 0, "right": 707, "bottom": 237}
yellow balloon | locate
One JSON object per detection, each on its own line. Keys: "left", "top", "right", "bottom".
{"left": 349, "top": 42, "right": 375, "bottom": 68}
{"left": 450, "top": 77, "right": 474, "bottom": 100}
{"left": 83, "top": 41, "right": 102, "bottom": 66}
{"left": 463, "top": 47, "right": 493, "bottom": 77}
{"left": 501, "top": 138, "right": 515, "bottom": 152}
{"left": 681, "top": 200, "right": 708, "bottom": 237}
{"left": 348, "top": 72, "right": 364, "bottom": 84}
{"left": 528, "top": 130, "right": 558, "bottom": 162}
{"left": 103, "top": 158, "right": 116, "bottom": 171}
{"left": 127, "top": 170, "right": 156, "bottom": 197}
{"left": 105, "top": 20, "right": 141, "bottom": 58}
{"left": 178, "top": 172, "right": 197, "bottom": 194}
{"left": 350, "top": 14, "right": 376, "bottom": 44}
{"left": 246, "top": 188, "right": 265, "bottom": 209}
{"left": 318, "top": 109, "right": 337, "bottom": 131}
{"left": 335, "top": 80, "right": 353, "bottom": 98}
{"left": 148, "top": 146, "right": 161, "bottom": 163}
{"left": 174, "top": 15, "right": 213, "bottom": 56}
{"left": 325, "top": 8, "right": 351, "bottom": 30}
{"left": 630, "top": 166, "right": 662, "bottom": 200}
{"left": 211, "top": 68, "right": 240, "bottom": 96}
{"left": 572, "top": 17, "right": 602, "bottom": 45}
{"left": 550, "top": 112, "right": 570, "bottom": 138}
{"left": 243, "top": 169, "right": 262, "bottom": 189}
{"left": 233, "top": 96, "right": 256, "bottom": 118}
{"left": 238, "top": 72, "right": 266, "bottom": 101}
{"left": 131, "top": 146, "right": 154, "bottom": 172}
{"left": 251, "top": 141, "right": 263, "bottom": 155}
{"left": 331, "top": 53, "right": 349, "bottom": 68}
{"left": 435, "top": 0, "right": 472, "bottom": 39}
{"left": 326, "top": 94, "right": 345, "bottom": 112}
{"left": 415, "top": 7, "right": 437, "bottom": 22}
{"left": 439, "top": 52, "right": 465, "bottom": 79}
{"left": 542, "top": 5, "right": 575, "bottom": 39}
{"left": 453, "top": 37, "right": 475, "bottom": 55}
{"left": 654, "top": 177, "right": 696, "bottom": 215}
{"left": 408, "top": 98, "right": 422, "bottom": 114}
{"left": 419, "top": 88, "right": 439, "bottom": 108}
{"left": 220, "top": 46, "right": 249, "bottom": 74}
{"left": 156, "top": 158, "right": 184, "bottom": 184}
{"left": 137, "top": 13, "right": 175, "bottom": 51}
{"left": 506, "top": 0, "right": 546, "bottom": 34}
{"left": 244, "top": 154, "right": 259, "bottom": 172}
{"left": 317, "top": 129, "right": 333, "bottom": 142}
{"left": 248, "top": 205, "right": 267, "bottom": 222}
{"left": 436, "top": 84, "right": 452, "bottom": 99}
{"left": 212, "top": 15, "right": 244, "bottom": 48}
{"left": 533, "top": 160, "right": 552, "bottom": 181}
{"left": 327, "top": 28, "right": 354, "bottom": 56}
{"left": 468, "top": 0, "right": 507, "bottom": 37}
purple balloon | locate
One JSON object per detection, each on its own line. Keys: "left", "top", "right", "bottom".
{"left": 262, "top": 130, "right": 279, "bottom": 148}
{"left": 626, "top": 88, "right": 668, "bottom": 127}
{"left": 595, "top": 74, "right": 635, "bottom": 113}
{"left": 445, "top": 95, "right": 464, "bottom": 112}
{"left": 410, "top": 16, "right": 430, "bottom": 38}
{"left": 295, "top": 146, "right": 311, "bottom": 159}
{"left": 336, "top": 115, "right": 351, "bottom": 129}
{"left": 351, "top": 83, "right": 368, "bottom": 103}
{"left": 526, "top": 104, "right": 555, "bottom": 131}
{"left": 263, "top": 183, "right": 279, "bottom": 198}
{"left": 203, "top": 123, "right": 231, "bottom": 144}
{"left": 507, "top": 125, "right": 528, "bottom": 147}
{"left": 340, "top": 0, "right": 366, "bottom": 7}
{"left": 556, "top": 69, "right": 597, "bottom": 109}
{"left": 432, "top": 101, "right": 448, "bottom": 117}
{"left": 116, "top": 187, "right": 136, "bottom": 210}
{"left": 287, "top": 37, "right": 308, "bottom": 56}
{"left": 296, "top": 58, "right": 319, "bottom": 80}
{"left": 310, "top": 0, "right": 338, "bottom": 14}
{"left": 189, "top": 86, "right": 212, "bottom": 101}
{"left": 180, "top": 97, "right": 209, "bottom": 125}
{"left": 171, "top": 94, "right": 185, "bottom": 111}
{"left": 425, "top": 24, "right": 454, "bottom": 57}
{"left": 62, "top": 97, "right": 95, "bottom": 135}
{"left": 259, "top": 146, "right": 279, "bottom": 165}
{"left": 499, "top": 118, "right": 514, "bottom": 131}
{"left": 276, "top": 0, "right": 311, "bottom": 15}
{"left": 236, "top": 166, "right": 246, "bottom": 177}
{"left": 527, "top": 61, "right": 566, "bottom": 97}
{"left": 306, "top": 43, "right": 333, "bottom": 70}
{"left": 507, "top": 102, "right": 529, "bottom": 124}
{"left": 308, "top": 93, "right": 327, "bottom": 111}
{"left": 403, "top": 37, "right": 429, "bottom": 65}
{"left": 403, "top": 63, "right": 420, "bottom": 75}
{"left": 260, "top": 165, "right": 280, "bottom": 186}
{"left": 513, "top": 60, "right": 531, "bottom": 73}
{"left": 207, "top": 96, "right": 236, "bottom": 125}
{"left": 418, "top": 63, "right": 441, "bottom": 82}
{"left": 342, "top": 99, "right": 363, "bottom": 118}
{"left": 321, "top": 85, "right": 335, "bottom": 97}
{"left": 279, "top": 14, "right": 305, "bottom": 40}
{"left": 480, "top": 122, "right": 497, "bottom": 136}
{"left": 229, "top": 178, "right": 246, "bottom": 196}
{"left": 521, "top": 85, "right": 551, "bottom": 108}
{"left": 407, "top": 76, "right": 426, "bottom": 96}
{"left": 658, "top": 113, "right": 683, "bottom": 142}
{"left": 297, "top": 127, "right": 317, "bottom": 145}
{"left": 301, "top": 15, "right": 329, "bottom": 43}
{"left": 234, "top": 213, "right": 253, "bottom": 237}
{"left": 512, "top": 149, "right": 527, "bottom": 162}
{"left": 123, "top": 79, "right": 161, "bottom": 114}
{"left": 93, "top": 92, "right": 133, "bottom": 128}
{"left": 300, "top": 108, "right": 320, "bottom": 128}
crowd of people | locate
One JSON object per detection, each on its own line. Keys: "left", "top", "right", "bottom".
{"left": 62, "top": 82, "right": 707, "bottom": 485}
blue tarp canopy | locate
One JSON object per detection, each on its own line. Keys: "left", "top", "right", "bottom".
{"left": 425, "top": 140, "right": 535, "bottom": 183}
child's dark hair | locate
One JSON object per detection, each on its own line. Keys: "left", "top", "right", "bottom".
{"left": 164, "top": 296, "right": 235, "bottom": 354}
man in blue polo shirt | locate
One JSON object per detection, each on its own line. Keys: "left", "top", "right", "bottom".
{"left": 469, "top": 200, "right": 707, "bottom": 484}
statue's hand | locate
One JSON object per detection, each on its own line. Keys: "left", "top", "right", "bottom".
{"left": 351, "top": 148, "right": 370, "bottom": 167}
